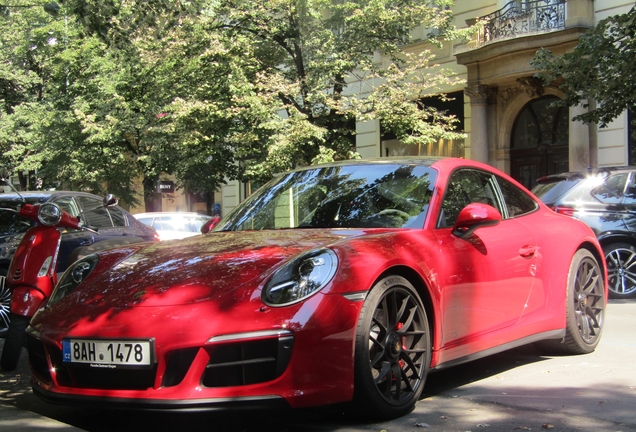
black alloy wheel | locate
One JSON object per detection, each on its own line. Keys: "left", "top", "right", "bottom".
{"left": 565, "top": 249, "right": 606, "bottom": 354}
{"left": 535, "top": 249, "right": 605, "bottom": 355}
{"left": 604, "top": 243, "right": 636, "bottom": 299}
{"left": 0, "top": 267, "right": 10, "bottom": 338}
{"left": 353, "top": 276, "right": 431, "bottom": 419}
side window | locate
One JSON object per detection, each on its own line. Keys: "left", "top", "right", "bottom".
{"left": 108, "top": 206, "right": 127, "bottom": 227}
{"left": 496, "top": 175, "right": 539, "bottom": 217}
{"left": 621, "top": 173, "right": 636, "bottom": 205}
{"left": 438, "top": 169, "right": 500, "bottom": 228}
{"left": 591, "top": 173, "right": 628, "bottom": 204}
{"left": 77, "top": 196, "right": 114, "bottom": 229}
{"left": 136, "top": 217, "right": 154, "bottom": 227}
{"left": 51, "top": 196, "right": 80, "bottom": 217}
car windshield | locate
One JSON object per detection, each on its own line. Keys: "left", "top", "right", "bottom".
{"left": 219, "top": 163, "right": 436, "bottom": 231}
{"left": 0, "top": 196, "right": 45, "bottom": 236}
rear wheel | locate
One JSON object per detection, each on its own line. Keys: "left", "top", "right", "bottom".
{"left": 1, "top": 313, "right": 29, "bottom": 371}
{"left": 536, "top": 249, "right": 605, "bottom": 355}
{"left": 0, "top": 267, "right": 9, "bottom": 338}
{"left": 603, "top": 242, "right": 636, "bottom": 299}
{"left": 353, "top": 276, "right": 431, "bottom": 419}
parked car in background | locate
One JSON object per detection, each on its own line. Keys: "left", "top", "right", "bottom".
{"left": 532, "top": 166, "right": 636, "bottom": 299}
{"left": 134, "top": 212, "right": 212, "bottom": 240}
{"left": 0, "top": 191, "right": 159, "bottom": 337}
{"left": 26, "top": 158, "right": 606, "bottom": 419}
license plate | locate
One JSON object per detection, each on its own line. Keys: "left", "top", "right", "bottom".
{"left": 62, "top": 338, "right": 154, "bottom": 368}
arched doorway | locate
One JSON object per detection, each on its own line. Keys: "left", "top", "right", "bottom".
{"left": 510, "top": 96, "right": 569, "bottom": 190}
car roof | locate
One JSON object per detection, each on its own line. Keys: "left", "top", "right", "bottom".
{"left": 536, "top": 166, "right": 636, "bottom": 183}
{"left": 277, "top": 157, "right": 445, "bottom": 176}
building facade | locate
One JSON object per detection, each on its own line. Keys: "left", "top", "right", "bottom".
{"left": 194, "top": 0, "right": 636, "bottom": 217}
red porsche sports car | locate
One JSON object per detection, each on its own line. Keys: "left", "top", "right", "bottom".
{"left": 26, "top": 157, "right": 607, "bottom": 419}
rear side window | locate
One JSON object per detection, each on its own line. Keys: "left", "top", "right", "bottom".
{"left": 77, "top": 196, "right": 114, "bottom": 228}
{"left": 496, "top": 176, "right": 539, "bottom": 217}
{"left": 590, "top": 173, "right": 628, "bottom": 204}
{"left": 108, "top": 206, "right": 127, "bottom": 227}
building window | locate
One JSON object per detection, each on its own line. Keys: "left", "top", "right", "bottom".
{"left": 381, "top": 91, "right": 465, "bottom": 158}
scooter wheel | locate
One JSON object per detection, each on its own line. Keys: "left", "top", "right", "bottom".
{"left": 1, "top": 313, "right": 29, "bottom": 371}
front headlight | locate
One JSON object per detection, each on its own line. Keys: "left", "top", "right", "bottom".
{"left": 49, "top": 254, "right": 99, "bottom": 306}
{"left": 262, "top": 249, "right": 338, "bottom": 306}
{"left": 38, "top": 202, "right": 62, "bottom": 226}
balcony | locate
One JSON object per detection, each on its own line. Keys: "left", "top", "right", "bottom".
{"left": 463, "top": 0, "right": 567, "bottom": 51}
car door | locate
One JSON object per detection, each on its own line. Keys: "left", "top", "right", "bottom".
{"left": 433, "top": 168, "right": 537, "bottom": 349}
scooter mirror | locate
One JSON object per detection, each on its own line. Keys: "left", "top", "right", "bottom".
{"left": 103, "top": 194, "right": 118, "bottom": 207}
{"left": 38, "top": 202, "right": 63, "bottom": 226}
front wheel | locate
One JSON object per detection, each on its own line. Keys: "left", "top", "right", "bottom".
{"left": 1, "top": 313, "right": 29, "bottom": 371}
{"left": 352, "top": 276, "right": 431, "bottom": 419}
{"left": 603, "top": 242, "right": 636, "bottom": 299}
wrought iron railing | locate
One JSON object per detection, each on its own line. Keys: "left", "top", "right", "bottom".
{"left": 474, "top": 0, "right": 566, "bottom": 47}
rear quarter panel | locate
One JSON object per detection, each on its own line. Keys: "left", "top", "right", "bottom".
{"left": 515, "top": 207, "right": 607, "bottom": 331}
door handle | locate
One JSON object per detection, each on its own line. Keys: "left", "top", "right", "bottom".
{"left": 79, "top": 240, "right": 93, "bottom": 246}
{"left": 519, "top": 245, "right": 536, "bottom": 257}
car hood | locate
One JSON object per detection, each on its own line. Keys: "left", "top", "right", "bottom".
{"left": 60, "top": 229, "right": 367, "bottom": 309}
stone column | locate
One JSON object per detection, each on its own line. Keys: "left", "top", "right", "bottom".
{"left": 465, "top": 84, "right": 496, "bottom": 164}
{"left": 569, "top": 103, "right": 591, "bottom": 171}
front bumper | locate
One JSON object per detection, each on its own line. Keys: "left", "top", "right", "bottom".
{"left": 26, "top": 292, "right": 363, "bottom": 410}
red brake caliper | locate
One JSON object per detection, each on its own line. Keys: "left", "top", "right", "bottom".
{"left": 396, "top": 322, "right": 405, "bottom": 369}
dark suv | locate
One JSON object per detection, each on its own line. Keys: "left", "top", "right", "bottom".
{"left": 0, "top": 191, "right": 159, "bottom": 337}
{"left": 532, "top": 167, "right": 636, "bottom": 299}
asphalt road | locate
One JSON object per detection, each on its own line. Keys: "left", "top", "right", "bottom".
{"left": 1, "top": 300, "right": 635, "bottom": 432}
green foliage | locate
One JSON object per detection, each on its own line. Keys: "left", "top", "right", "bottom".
{"left": 1, "top": 0, "right": 467, "bottom": 207}
{"left": 532, "top": 6, "right": 636, "bottom": 127}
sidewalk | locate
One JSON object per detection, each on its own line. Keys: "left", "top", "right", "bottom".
{"left": 0, "top": 338, "right": 84, "bottom": 431}
{"left": 0, "top": 403, "right": 83, "bottom": 431}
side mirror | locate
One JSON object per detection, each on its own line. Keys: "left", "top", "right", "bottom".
{"left": 103, "top": 194, "right": 118, "bottom": 207}
{"left": 452, "top": 203, "right": 501, "bottom": 238}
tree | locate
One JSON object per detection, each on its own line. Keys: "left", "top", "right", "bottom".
{"left": 532, "top": 5, "right": 636, "bottom": 128}
{"left": 0, "top": 1, "right": 62, "bottom": 189}
{"left": 3, "top": 1, "right": 472, "bottom": 208}
{"left": 63, "top": 0, "right": 471, "bottom": 187}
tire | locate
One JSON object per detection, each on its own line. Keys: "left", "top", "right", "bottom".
{"left": 603, "top": 242, "right": 636, "bottom": 299}
{"left": 536, "top": 249, "right": 605, "bottom": 355}
{"left": 352, "top": 276, "right": 431, "bottom": 419}
{"left": 0, "top": 266, "right": 9, "bottom": 338}
{"left": 1, "top": 313, "right": 29, "bottom": 371}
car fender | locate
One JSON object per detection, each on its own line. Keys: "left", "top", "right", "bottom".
{"left": 10, "top": 285, "right": 47, "bottom": 316}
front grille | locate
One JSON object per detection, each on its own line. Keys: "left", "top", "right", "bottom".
{"left": 202, "top": 335, "right": 294, "bottom": 388}
{"left": 162, "top": 347, "right": 199, "bottom": 387}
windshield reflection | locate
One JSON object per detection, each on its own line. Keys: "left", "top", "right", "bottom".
{"left": 219, "top": 164, "right": 436, "bottom": 231}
